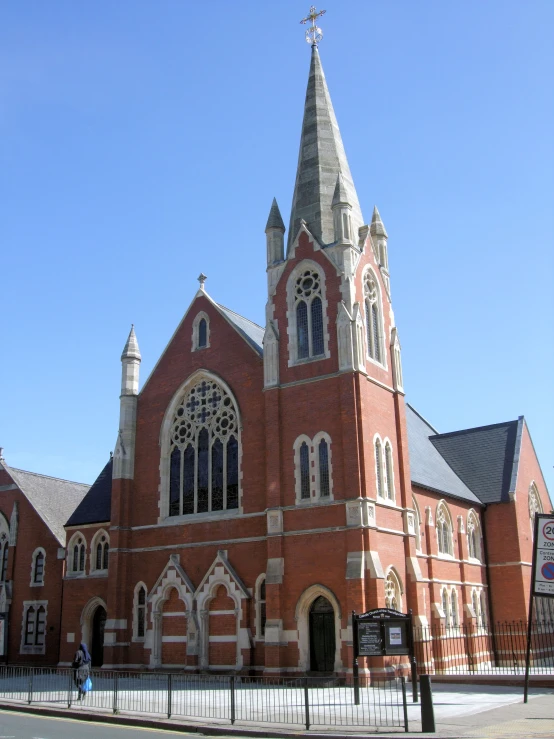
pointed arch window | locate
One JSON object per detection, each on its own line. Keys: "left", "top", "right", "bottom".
{"left": 256, "top": 576, "right": 267, "bottom": 639}
{"left": 192, "top": 312, "right": 210, "bottom": 351}
{"left": 384, "top": 442, "right": 394, "bottom": 501}
{"left": 133, "top": 583, "right": 147, "bottom": 640}
{"left": 375, "top": 439, "right": 383, "bottom": 497}
{"left": 436, "top": 503, "right": 453, "bottom": 556}
{"left": 288, "top": 265, "right": 329, "bottom": 364}
{"left": 0, "top": 535, "right": 9, "bottom": 583}
{"left": 31, "top": 549, "right": 45, "bottom": 586}
{"left": 168, "top": 376, "right": 240, "bottom": 517}
{"left": 364, "top": 271, "right": 384, "bottom": 364}
{"left": 294, "top": 433, "right": 333, "bottom": 504}
{"left": 467, "top": 510, "right": 481, "bottom": 561}
{"left": 92, "top": 532, "right": 109, "bottom": 572}
{"left": 68, "top": 534, "right": 86, "bottom": 575}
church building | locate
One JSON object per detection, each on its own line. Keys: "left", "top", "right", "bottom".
{"left": 1, "top": 37, "right": 550, "bottom": 674}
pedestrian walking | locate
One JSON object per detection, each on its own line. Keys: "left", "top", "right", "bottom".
{"left": 72, "top": 642, "right": 91, "bottom": 700}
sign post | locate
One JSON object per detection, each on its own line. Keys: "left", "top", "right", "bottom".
{"left": 524, "top": 513, "right": 554, "bottom": 703}
{"left": 352, "top": 608, "right": 417, "bottom": 703}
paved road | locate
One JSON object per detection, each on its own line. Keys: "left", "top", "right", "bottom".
{"left": 0, "top": 710, "right": 198, "bottom": 738}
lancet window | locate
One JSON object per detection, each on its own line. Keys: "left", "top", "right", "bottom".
{"left": 364, "top": 271, "right": 383, "bottom": 364}
{"left": 192, "top": 312, "right": 210, "bottom": 351}
{"left": 92, "top": 531, "right": 109, "bottom": 572}
{"left": 384, "top": 570, "right": 402, "bottom": 611}
{"left": 436, "top": 503, "right": 453, "bottom": 556}
{"left": 169, "top": 377, "right": 240, "bottom": 516}
{"left": 294, "top": 433, "right": 333, "bottom": 503}
{"left": 467, "top": 510, "right": 481, "bottom": 561}
{"left": 68, "top": 534, "right": 86, "bottom": 574}
{"left": 31, "top": 549, "right": 45, "bottom": 585}
{"left": 134, "top": 583, "right": 147, "bottom": 640}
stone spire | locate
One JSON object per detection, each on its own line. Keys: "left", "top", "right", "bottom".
{"left": 265, "top": 198, "right": 285, "bottom": 266}
{"left": 288, "top": 45, "right": 363, "bottom": 250}
{"left": 121, "top": 324, "right": 141, "bottom": 363}
{"left": 370, "top": 205, "right": 388, "bottom": 239}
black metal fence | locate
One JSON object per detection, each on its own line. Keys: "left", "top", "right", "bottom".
{"left": 0, "top": 667, "right": 409, "bottom": 732}
{"left": 413, "top": 620, "right": 554, "bottom": 676}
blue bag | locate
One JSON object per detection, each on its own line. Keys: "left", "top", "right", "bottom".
{"left": 83, "top": 676, "right": 92, "bottom": 693}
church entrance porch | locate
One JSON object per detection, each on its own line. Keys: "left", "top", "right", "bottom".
{"left": 309, "top": 596, "right": 335, "bottom": 672}
{"left": 91, "top": 605, "right": 106, "bottom": 667}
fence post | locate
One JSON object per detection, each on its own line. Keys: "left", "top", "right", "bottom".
{"left": 230, "top": 675, "right": 235, "bottom": 725}
{"left": 420, "top": 675, "right": 435, "bottom": 733}
{"left": 27, "top": 669, "right": 33, "bottom": 705}
{"left": 401, "top": 676, "right": 409, "bottom": 732}
{"left": 304, "top": 677, "right": 310, "bottom": 731}
{"left": 68, "top": 670, "right": 73, "bottom": 708}
{"left": 167, "top": 673, "right": 172, "bottom": 719}
{"left": 410, "top": 657, "right": 418, "bottom": 703}
{"left": 113, "top": 671, "right": 118, "bottom": 714}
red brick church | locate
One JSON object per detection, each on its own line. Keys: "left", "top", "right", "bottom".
{"left": 0, "top": 42, "right": 550, "bottom": 674}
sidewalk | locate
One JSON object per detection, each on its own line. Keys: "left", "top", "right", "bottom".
{"left": 0, "top": 684, "right": 552, "bottom": 739}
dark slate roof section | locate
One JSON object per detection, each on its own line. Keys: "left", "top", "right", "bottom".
{"left": 405, "top": 405, "right": 481, "bottom": 505}
{"left": 66, "top": 458, "right": 113, "bottom": 527}
{"left": 217, "top": 305, "right": 265, "bottom": 356}
{"left": 429, "top": 420, "right": 519, "bottom": 505}
{"left": 5, "top": 467, "right": 89, "bottom": 545}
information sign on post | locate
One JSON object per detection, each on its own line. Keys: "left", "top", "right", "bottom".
{"left": 524, "top": 513, "right": 554, "bottom": 703}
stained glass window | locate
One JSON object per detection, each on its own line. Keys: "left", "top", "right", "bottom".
{"left": 198, "top": 318, "right": 207, "bottom": 348}
{"left": 297, "top": 301, "right": 309, "bottom": 358}
{"left": 311, "top": 297, "right": 324, "bottom": 356}
{"left": 319, "top": 439, "right": 330, "bottom": 497}
{"left": 293, "top": 268, "right": 325, "bottom": 361}
{"left": 168, "top": 377, "right": 240, "bottom": 516}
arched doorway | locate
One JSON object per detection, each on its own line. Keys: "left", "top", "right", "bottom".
{"left": 309, "top": 596, "right": 335, "bottom": 672}
{"left": 91, "top": 606, "right": 106, "bottom": 667}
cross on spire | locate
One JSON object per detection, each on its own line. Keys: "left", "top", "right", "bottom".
{"left": 197, "top": 273, "right": 207, "bottom": 290}
{"left": 300, "top": 5, "right": 326, "bottom": 47}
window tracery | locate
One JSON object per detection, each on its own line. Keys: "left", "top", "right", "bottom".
{"left": 92, "top": 531, "right": 109, "bottom": 572}
{"left": 169, "top": 377, "right": 240, "bottom": 516}
{"left": 68, "top": 533, "right": 86, "bottom": 574}
{"left": 286, "top": 262, "right": 329, "bottom": 365}
{"left": 364, "top": 270, "right": 383, "bottom": 364}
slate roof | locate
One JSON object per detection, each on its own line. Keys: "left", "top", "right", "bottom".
{"left": 217, "top": 305, "right": 265, "bottom": 356}
{"left": 5, "top": 466, "right": 89, "bottom": 545}
{"left": 66, "top": 457, "right": 113, "bottom": 527}
{"left": 429, "top": 420, "right": 520, "bottom": 504}
{"left": 405, "top": 405, "right": 481, "bottom": 504}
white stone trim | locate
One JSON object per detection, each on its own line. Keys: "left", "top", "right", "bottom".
{"left": 286, "top": 259, "right": 331, "bottom": 367}
{"left": 294, "top": 584, "right": 342, "bottom": 673}
{"left": 29, "top": 547, "right": 46, "bottom": 587}
{"left": 191, "top": 311, "right": 210, "bottom": 351}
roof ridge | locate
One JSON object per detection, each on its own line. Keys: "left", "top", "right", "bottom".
{"left": 405, "top": 403, "right": 439, "bottom": 434}
{"left": 217, "top": 304, "right": 264, "bottom": 330}
{"left": 430, "top": 419, "right": 518, "bottom": 440}
{"left": 7, "top": 466, "right": 90, "bottom": 487}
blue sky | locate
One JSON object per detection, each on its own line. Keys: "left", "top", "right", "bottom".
{"left": 1, "top": 1, "right": 553, "bottom": 496}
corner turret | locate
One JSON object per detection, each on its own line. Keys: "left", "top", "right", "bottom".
{"left": 332, "top": 172, "right": 353, "bottom": 245}
{"left": 113, "top": 325, "right": 141, "bottom": 480}
{"left": 265, "top": 198, "right": 285, "bottom": 266}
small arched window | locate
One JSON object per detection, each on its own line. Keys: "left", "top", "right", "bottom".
{"left": 294, "top": 433, "right": 333, "bottom": 503}
{"left": 300, "top": 442, "right": 310, "bottom": 499}
{"left": 450, "top": 590, "right": 459, "bottom": 628}
{"left": 288, "top": 264, "right": 328, "bottom": 364}
{"left": 412, "top": 496, "right": 422, "bottom": 552}
{"left": 24, "top": 606, "right": 36, "bottom": 646}
{"left": 0, "top": 538, "right": 9, "bottom": 582}
{"left": 467, "top": 510, "right": 481, "bottom": 561}
{"left": 69, "top": 535, "right": 86, "bottom": 574}
{"left": 384, "top": 442, "right": 394, "bottom": 501}
{"left": 375, "top": 439, "right": 383, "bottom": 497}
{"left": 318, "top": 438, "right": 330, "bottom": 498}
{"left": 257, "top": 576, "right": 267, "bottom": 638}
{"left": 436, "top": 503, "right": 453, "bottom": 556}
{"left": 32, "top": 549, "right": 45, "bottom": 585}
{"left": 364, "top": 270, "right": 383, "bottom": 364}
{"left": 192, "top": 312, "right": 210, "bottom": 351}
{"left": 442, "top": 588, "right": 450, "bottom": 629}
{"left": 94, "top": 533, "right": 109, "bottom": 572}
{"left": 134, "top": 583, "right": 147, "bottom": 640}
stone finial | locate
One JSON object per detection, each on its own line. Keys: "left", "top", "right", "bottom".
{"left": 197, "top": 273, "right": 207, "bottom": 291}
{"left": 370, "top": 205, "right": 388, "bottom": 238}
{"left": 121, "top": 324, "right": 141, "bottom": 362}
{"left": 265, "top": 198, "right": 286, "bottom": 232}
{"left": 332, "top": 172, "right": 350, "bottom": 208}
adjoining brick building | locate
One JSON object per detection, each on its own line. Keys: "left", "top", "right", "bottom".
{"left": 1, "top": 45, "right": 550, "bottom": 673}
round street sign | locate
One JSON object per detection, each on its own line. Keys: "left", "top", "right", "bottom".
{"left": 541, "top": 562, "right": 554, "bottom": 581}
{"left": 542, "top": 521, "right": 554, "bottom": 541}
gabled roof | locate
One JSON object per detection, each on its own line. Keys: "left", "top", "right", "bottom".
{"left": 4, "top": 466, "right": 89, "bottom": 545}
{"left": 66, "top": 457, "right": 112, "bottom": 527}
{"left": 217, "top": 304, "right": 264, "bottom": 356}
{"left": 429, "top": 419, "right": 520, "bottom": 504}
{"left": 405, "top": 405, "right": 481, "bottom": 505}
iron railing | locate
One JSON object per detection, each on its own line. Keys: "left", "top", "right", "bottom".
{"left": 413, "top": 620, "right": 554, "bottom": 675}
{"left": 0, "top": 667, "right": 409, "bottom": 731}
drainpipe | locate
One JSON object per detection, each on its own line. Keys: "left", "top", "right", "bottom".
{"left": 480, "top": 504, "right": 498, "bottom": 663}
